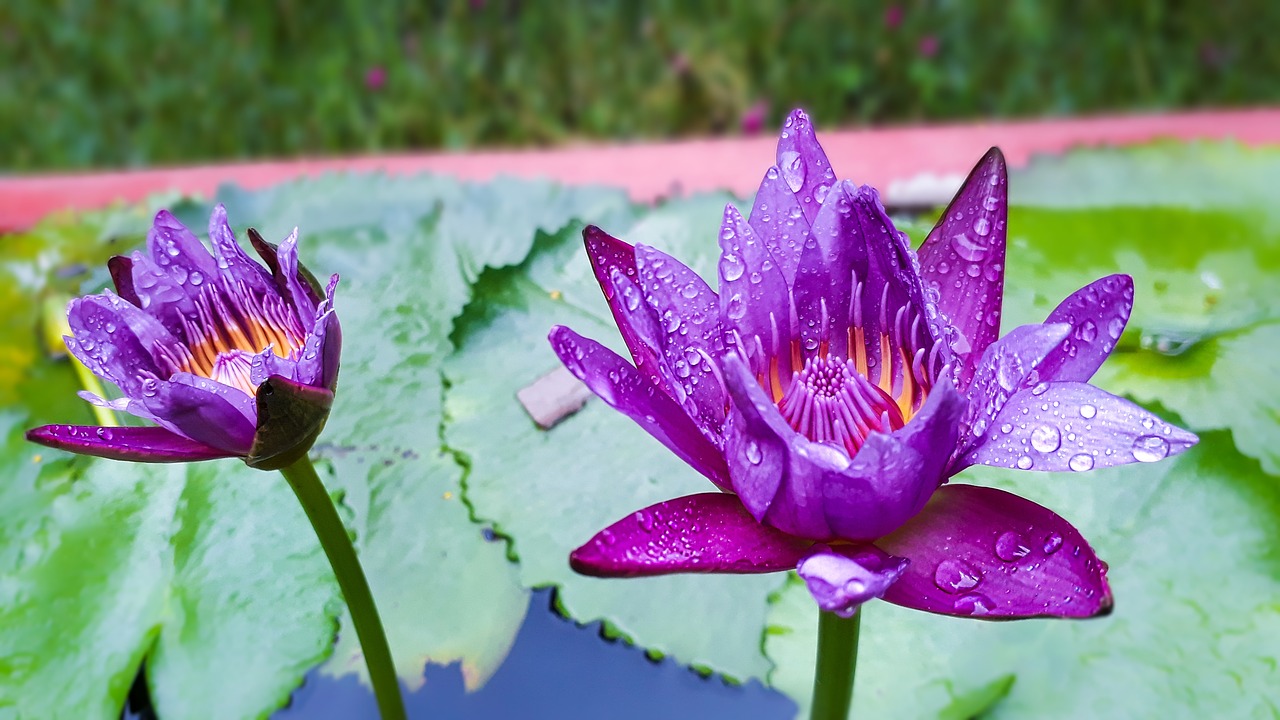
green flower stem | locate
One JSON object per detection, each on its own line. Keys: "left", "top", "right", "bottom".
{"left": 278, "top": 455, "right": 407, "bottom": 720}
{"left": 810, "top": 608, "right": 861, "bottom": 720}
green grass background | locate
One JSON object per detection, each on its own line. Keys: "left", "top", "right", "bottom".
{"left": 5, "top": 0, "right": 1277, "bottom": 171}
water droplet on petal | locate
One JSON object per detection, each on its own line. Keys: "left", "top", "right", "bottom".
{"left": 189, "top": 271, "right": 204, "bottom": 286}
{"left": 950, "top": 233, "right": 988, "bottom": 262}
{"left": 1016, "top": 455, "right": 1034, "bottom": 470}
{"left": 1030, "top": 425, "right": 1061, "bottom": 453}
{"left": 681, "top": 284, "right": 699, "bottom": 299}
{"left": 973, "top": 217, "right": 991, "bottom": 236}
{"left": 995, "top": 531, "right": 1031, "bottom": 562}
{"left": 1043, "top": 532, "right": 1064, "bottom": 555}
{"left": 726, "top": 294, "right": 747, "bottom": 320}
{"left": 96, "top": 427, "right": 114, "bottom": 441}
{"left": 933, "top": 559, "right": 982, "bottom": 594}
{"left": 1132, "top": 434, "right": 1170, "bottom": 462}
{"left": 779, "top": 150, "right": 805, "bottom": 193}
{"left": 953, "top": 592, "right": 995, "bottom": 616}
{"left": 721, "top": 253, "right": 745, "bottom": 282}
{"left": 634, "top": 510, "right": 655, "bottom": 533}
{"left": 1107, "top": 316, "right": 1125, "bottom": 339}
{"left": 983, "top": 194, "right": 999, "bottom": 211}
{"left": 1078, "top": 320, "right": 1098, "bottom": 343}
{"left": 1079, "top": 404, "right": 1097, "bottom": 419}
{"left": 1068, "top": 453, "right": 1095, "bottom": 472}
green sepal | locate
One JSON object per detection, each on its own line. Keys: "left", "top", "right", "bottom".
{"left": 246, "top": 375, "right": 334, "bottom": 471}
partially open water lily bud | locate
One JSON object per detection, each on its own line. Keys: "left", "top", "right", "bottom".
{"left": 28, "top": 205, "right": 341, "bottom": 469}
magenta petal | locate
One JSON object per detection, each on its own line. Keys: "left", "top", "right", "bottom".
{"left": 718, "top": 204, "right": 792, "bottom": 379}
{"left": 65, "top": 293, "right": 172, "bottom": 396}
{"left": 917, "top": 149, "right": 1009, "bottom": 391}
{"left": 793, "top": 181, "right": 863, "bottom": 361}
{"left": 107, "top": 256, "right": 141, "bottom": 307}
{"left": 295, "top": 276, "right": 342, "bottom": 390}
{"left": 569, "top": 493, "right": 812, "bottom": 577}
{"left": 849, "top": 184, "right": 938, "bottom": 388}
{"left": 797, "top": 544, "right": 909, "bottom": 617}
{"left": 604, "top": 268, "right": 670, "bottom": 391}
{"left": 207, "top": 204, "right": 275, "bottom": 297}
{"left": 141, "top": 373, "right": 257, "bottom": 455}
{"left": 877, "top": 484, "right": 1113, "bottom": 619}
{"left": 127, "top": 249, "right": 199, "bottom": 338}
{"left": 747, "top": 166, "right": 811, "bottom": 285}
{"left": 549, "top": 326, "right": 731, "bottom": 488}
{"left": 273, "top": 229, "right": 319, "bottom": 322}
{"left": 1039, "top": 274, "right": 1135, "bottom": 383}
{"left": 584, "top": 226, "right": 667, "bottom": 389}
{"left": 776, "top": 108, "right": 837, "bottom": 224}
{"left": 722, "top": 353, "right": 951, "bottom": 542}
{"left": 957, "top": 381, "right": 1199, "bottom": 472}
{"left": 962, "top": 322, "right": 1072, "bottom": 446}
{"left": 147, "top": 210, "right": 219, "bottom": 286}
{"left": 634, "top": 244, "right": 727, "bottom": 435}
{"left": 26, "top": 424, "right": 234, "bottom": 463}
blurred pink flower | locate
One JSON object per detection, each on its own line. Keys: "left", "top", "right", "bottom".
{"left": 364, "top": 66, "right": 387, "bottom": 91}
{"left": 918, "top": 35, "right": 939, "bottom": 58}
{"left": 741, "top": 100, "right": 768, "bottom": 136}
{"left": 884, "top": 5, "right": 904, "bottom": 29}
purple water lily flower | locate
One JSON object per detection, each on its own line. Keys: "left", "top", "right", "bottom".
{"left": 551, "top": 110, "right": 1197, "bottom": 619}
{"left": 28, "top": 206, "right": 341, "bottom": 471}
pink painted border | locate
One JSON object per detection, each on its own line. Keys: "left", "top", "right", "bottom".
{"left": 3, "top": 108, "right": 1278, "bottom": 232}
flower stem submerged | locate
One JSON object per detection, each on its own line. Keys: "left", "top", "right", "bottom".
{"left": 277, "top": 455, "right": 406, "bottom": 720}
{"left": 811, "top": 608, "right": 860, "bottom": 720}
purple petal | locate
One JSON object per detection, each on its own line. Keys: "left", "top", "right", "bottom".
{"left": 775, "top": 109, "right": 837, "bottom": 224}
{"left": 720, "top": 352, "right": 795, "bottom": 527}
{"left": 961, "top": 322, "right": 1072, "bottom": 448}
{"left": 273, "top": 228, "right": 319, "bottom": 323}
{"left": 797, "top": 544, "right": 909, "bottom": 617}
{"left": 722, "top": 353, "right": 955, "bottom": 541}
{"left": 583, "top": 226, "right": 666, "bottom": 389}
{"left": 747, "top": 166, "right": 811, "bottom": 285}
{"left": 1039, "top": 274, "right": 1135, "bottom": 383}
{"left": 634, "top": 244, "right": 727, "bottom": 436}
{"left": 147, "top": 210, "right": 219, "bottom": 287}
{"left": 792, "top": 180, "right": 863, "bottom": 361}
{"left": 569, "top": 493, "right": 812, "bottom": 577}
{"left": 107, "top": 256, "right": 141, "bottom": 307}
{"left": 917, "top": 148, "right": 1009, "bottom": 391}
{"left": 65, "top": 293, "right": 173, "bottom": 396}
{"left": 140, "top": 373, "right": 257, "bottom": 455}
{"left": 718, "top": 204, "right": 793, "bottom": 381}
{"left": 877, "top": 484, "right": 1113, "bottom": 619}
{"left": 604, "top": 268, "right": 671, "bottom": 391}
{"left": 848, "top": 184, "right": 939, "bottom": 391}
{"left": 956, "top": 381, "right": 1199, "bottom": 473}
{"left": 294, "top": 275, "right": 342, "bottom": 390}
{"left": 26, "top": 424, "right": 235, "bottom": 463}
{"left": 207, "top": 204, "right": 275, "bottom": 297}
{"left": 549, "top": 326, "right": 731, "bottom": 488}
{"left": 127, "top": 249, "right": 198, "bottom": 338}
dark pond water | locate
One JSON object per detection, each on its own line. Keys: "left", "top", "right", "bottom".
{"left": 124, "top": 588, "right": 796, "bottom": 719}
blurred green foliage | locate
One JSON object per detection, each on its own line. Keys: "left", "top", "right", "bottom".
{"left": 4, "top": 0, "right": 1277, "bottom": 170}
